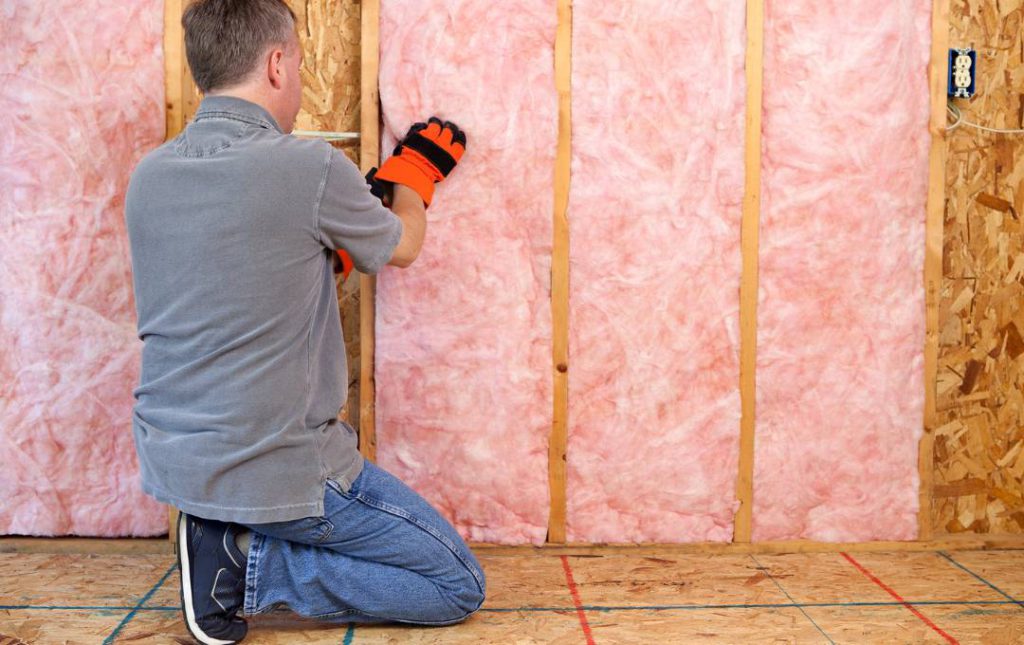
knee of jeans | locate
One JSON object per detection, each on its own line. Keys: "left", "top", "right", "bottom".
{"left": 437, "top": 594, "right": 483, "bottom": 625}
{"left": 446, "top": 565, "right": 486, "bottom": 619}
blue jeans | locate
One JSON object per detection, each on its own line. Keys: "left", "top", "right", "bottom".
{"left": 238, "top": 459, "right": 487, "bottom": 625}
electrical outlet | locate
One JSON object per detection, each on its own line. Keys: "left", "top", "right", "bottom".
{"left": 948, "top": 48, "right": 976, "bottom": 99}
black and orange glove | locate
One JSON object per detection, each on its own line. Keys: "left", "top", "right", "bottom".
{"left": 373, "top": 117, "right": 466, "bottom": 207}
{"left": 365, "top": 167, "right": 389, "bottom": 204}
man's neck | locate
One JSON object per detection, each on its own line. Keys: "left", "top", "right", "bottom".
{"left": 207, "top": 88, "right": 282, "bottom": 129}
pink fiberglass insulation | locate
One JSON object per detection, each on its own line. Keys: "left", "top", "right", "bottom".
{"left": 753, "top": 1, "right": 931, "bottom": 541}
{"left": 375, "top": 1, "right": 556, "bottom": 544}
{"left": 1, "top": 3, "right": 166, "bottom": 535}
{"left": 566, "top": 1, "right": 748, "bottom": 543}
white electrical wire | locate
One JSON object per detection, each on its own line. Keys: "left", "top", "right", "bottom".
{"left": 291, "top": 129, "right": 360, "bottom": 141}
{"left": 946, "top": 102, "right": 1024, "bottom": 135}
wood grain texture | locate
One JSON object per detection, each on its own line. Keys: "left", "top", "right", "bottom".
{"left": 289, "top": 0, "right": 364, "bottom": 432}
{"left": 734, "top": 0, "right": 764, "bottom": 545}
{"left": 163, "top": 0, "right": 185, "bottom": 141}
{"left": 8, "top": 551, "right": 1024, "bottom": 643}
{"left": 358, "top": 0, "right": 380, "bottom": 462}
{"left": 920, "top": 0, "right": 952, "bottom": 543}
{"left": 547, "top": 0, "right": 572, "bottom": 545}
{"left": 934, "top": 0, "right": 1024, "bottom": 536}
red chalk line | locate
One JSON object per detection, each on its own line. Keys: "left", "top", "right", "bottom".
{"left": 560, "top": 555, "right": 596, "bottom": 645}
{"left": 841, "top": 552, "right": 959, "bottom": 645}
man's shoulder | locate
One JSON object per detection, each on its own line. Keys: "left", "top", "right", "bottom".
{"left": 132, "top": 137, "right": 174, "bottom": 171}
{"left": 126, "top": 138, "right": 175, "bottom": 197}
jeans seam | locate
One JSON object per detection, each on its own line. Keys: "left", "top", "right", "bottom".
{"left": 309, "top": 605, "right": 473, "bottom": 626}
{"left": 347, "top": 493, "right": 486, "bottom": 601}
{"left": 243, "top": 532, "right": 262, "bottom": 615}
{"left": 316, "top": 518, "right": 335, "bottom": 544}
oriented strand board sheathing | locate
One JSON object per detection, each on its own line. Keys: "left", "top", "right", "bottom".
{"left": 565, "top": 0, "right": 747, "bottom": 543}
{"left": 174, "top": 0, "right": 361, "bottom": 148}
{"left": 0, "top": 2, "right": 166, "bottom": 535}
{"left": 934, "top": 1, "right": 1024, "bottom": 535}
{"left": 285, "top": 0, "right": 364, "bottom": 426}
{"left": 374, "top": 1, "right": 557, "bottom": 544}
{"left": 289, "top": 0, "right": 361, "bottom": 146}
{"left": 753, "top": 0, "right": 933, "bottom": 541}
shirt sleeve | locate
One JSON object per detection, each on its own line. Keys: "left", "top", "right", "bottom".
{"left": 315, "top": 146, "right": 403, "bottom": 274}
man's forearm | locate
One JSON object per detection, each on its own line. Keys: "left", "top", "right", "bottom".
{"left": 387, "top": 184, "right": 427, "bottom": 268}
{"left": 378, "top": 118, "right": 465, "bottom": 268}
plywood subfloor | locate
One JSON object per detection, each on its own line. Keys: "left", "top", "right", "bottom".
{"left": 0, "top": 549, "right": 1022, "bottom": 643}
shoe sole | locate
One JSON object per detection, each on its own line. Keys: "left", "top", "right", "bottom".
{"left": 178, "top": 513, "right": 238, "bottom": 645}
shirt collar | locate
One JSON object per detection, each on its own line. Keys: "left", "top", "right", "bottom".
{"left": 193, "top": 95, "right": 284, "bottom": 134}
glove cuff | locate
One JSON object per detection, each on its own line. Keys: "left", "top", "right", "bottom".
{"left": 374, "top": 155, "right": 435, "bottom": 206}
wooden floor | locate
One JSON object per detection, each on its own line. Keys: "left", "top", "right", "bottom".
{"left": 1, "top": 548, "right": 1023, "bottom": 644}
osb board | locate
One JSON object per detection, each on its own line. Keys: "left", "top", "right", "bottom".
{"left": 934, "top": 0, "right": 1024, "bottom": 535}
{"left": 7, "top": 552, "right": 1024, "bottom": 644}
{"left": 170, "top": 0, "right": 364, "bottom": 427}
{"left": 290, "top": 0, "right": 361, "bottom": 145}
{"left": 174, "top": 0, "right": 360, "bottom": 145}
{"left": 288, "top": 0, "right": 364, "bottom": 427}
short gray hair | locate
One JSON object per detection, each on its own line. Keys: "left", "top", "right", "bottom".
{"left": 183, "top": 0, "right": 297, "bottom": 94}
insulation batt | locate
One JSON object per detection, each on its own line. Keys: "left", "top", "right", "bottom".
{"left": 376, "top": 1, "right": 556, "bottom": 543}
{"left": 1, "top": 2, "right": 166, "bottom": 534}
{"left": 566, "top": 0, "right": 748, "bottom": 543}
{"left": 753, "top": 0, "right": 932, "bottom": 541}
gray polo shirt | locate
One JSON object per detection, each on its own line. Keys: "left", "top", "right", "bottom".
{"left": 125, "top": 95, "right": 402, "bottom": 524}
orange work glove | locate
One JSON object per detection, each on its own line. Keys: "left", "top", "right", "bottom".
{"left": 373, "top": 117, "right": 466, "bottom": 207}
{"left": 333, "top": 249, "right": 354, "bottom": 280}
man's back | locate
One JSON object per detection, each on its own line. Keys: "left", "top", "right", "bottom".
{"left": 126, "top": 95, "right": 401, "bottom": 523}
{"left": 133, "top": 4, "right": 478, "bottom": 641}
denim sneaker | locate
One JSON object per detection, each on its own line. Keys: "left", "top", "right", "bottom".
{"left": 176, "top": 512, "right": 249, "bottom": 644}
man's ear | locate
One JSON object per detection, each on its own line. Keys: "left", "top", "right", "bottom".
{"left": 267, "top": 48, "right": 285, "bottom": 89}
